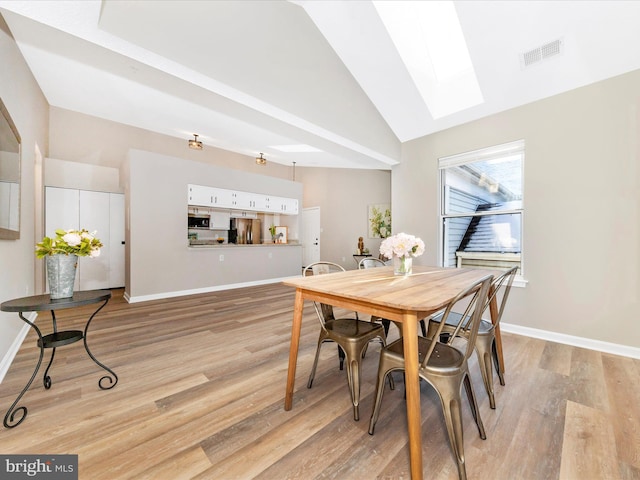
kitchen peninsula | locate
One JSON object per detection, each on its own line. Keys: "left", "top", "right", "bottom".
{"left": 125, "top": 150, "right": 302, "bottom": 303}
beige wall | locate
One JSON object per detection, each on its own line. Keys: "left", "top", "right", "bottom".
{"left": 394, "top": 69, "right": 640, "bottom": 350}
{"left": 0, "top": 15, "right": 49, "bottom": 370}
{"left": 49, "top": 106, "right": 296, "bottom": 181}
{"left": 295, "top": 167, "right": 391, "bottom": 270}
{"left": 126, "top": 149, "right": 304, "bottom": 300}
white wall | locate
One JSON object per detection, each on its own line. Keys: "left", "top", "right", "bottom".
{"left": 393, "top": 69, "right": 640, "bottom": 351}
{"left": 126, "top": 150, "right": 304, "bottom": 300}
{"left": 295, "top": 167, "right": 391, "bottom": 270}
{"left": 0, "top": 14, "right": 49, "bottom": 379}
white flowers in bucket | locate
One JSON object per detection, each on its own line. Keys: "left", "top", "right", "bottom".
{"left": 36, "top": 229, "right": 103, "bottom": 258}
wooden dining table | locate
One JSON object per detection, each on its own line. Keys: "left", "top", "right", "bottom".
{"left": 282, "top": 265, "right": 499, "bottom": 480}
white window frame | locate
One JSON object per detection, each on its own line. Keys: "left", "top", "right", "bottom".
{"left": 438, "top": 140, "right": 528, "bottom": 287}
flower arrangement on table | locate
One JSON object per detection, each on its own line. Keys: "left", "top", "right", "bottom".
{"left": 36, "top": 229, "right": 103, "bottom": 258}
{"left": 379, "top": 232, "right": 425, "bottom": 275}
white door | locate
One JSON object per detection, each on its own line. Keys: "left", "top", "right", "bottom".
{"left": 301, "top": 207, "right": 321, "bottom": 267}
{"left": 79, "top": 190, "right": 110, "bottom": 290}
{"left": 109, "top": 193, "right": 125, "bottom": 288}
{"left": 45, "top": 187, "right": 81, "bottom": 292}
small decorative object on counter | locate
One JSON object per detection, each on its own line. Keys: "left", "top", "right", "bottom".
{"left": 357, "top": 236, "right": 365, "bottom": 255}
{"left": 269, "top": 225, "right": 276, "bottom": 243}
{"left": 36, "top": 229, "right": 103, "bottom": 299}
{"left": 379, "top": 232, "right": 424, "bottom": 276}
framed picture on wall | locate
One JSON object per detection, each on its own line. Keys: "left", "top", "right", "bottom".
{"left": 274, "top": 226, "right": 288, "bottom": 244}
{"left": 368, "top": 204, "right": 391, "bottom": 238}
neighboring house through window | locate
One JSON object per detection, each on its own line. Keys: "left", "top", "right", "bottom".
{"left": 439, "top": 140, "right": 524, "bottom": 275}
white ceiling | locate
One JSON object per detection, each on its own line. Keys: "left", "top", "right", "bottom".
{"left": 1, "top": 0, "right": 640, "bottom": 170}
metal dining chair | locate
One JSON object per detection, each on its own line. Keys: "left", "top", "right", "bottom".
{"left": 426, "top": 266, "right": 517, "bottom": 409}
{"left": 304, "top": 261, "right": 388, "bottom": 421}
{"left": 357, "top": 257, "right": 427, "bottom": 337}
{"left": 368, "top": 274, "right": 493, "bottom": 480}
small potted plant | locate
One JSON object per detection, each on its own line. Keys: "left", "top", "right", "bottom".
{"left": 36, "top": 229, "right": 103, "bottom": 299}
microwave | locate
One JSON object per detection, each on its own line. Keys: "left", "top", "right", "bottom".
{"left": 188, "top": 215, "right": 210, "bottom": 229}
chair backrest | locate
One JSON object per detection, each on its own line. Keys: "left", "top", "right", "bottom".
{"left": 303, "top": 261, "right": 347, "bottom": 325}
{"left": 421, "top": 274, "right": 493, "bottom": 369}
{"left": 358, "top": 257, "right": 387, "bottom": 269}
{"left": 483, "top": 266, "right": 518, "bottom": 327}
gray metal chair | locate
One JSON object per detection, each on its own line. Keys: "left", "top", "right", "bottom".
{"left": 426, "top": 266, "right": 518, "bottom": 408}
{"left": 304, "top": 261, "right": 388, "bottom": 421}
{"left": 368, "top": 274, "right": 493, "bottom": 480}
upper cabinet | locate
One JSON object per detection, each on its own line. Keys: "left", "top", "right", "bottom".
{"left": 188, "top": 184, "right": 213, "bottom": 206}
{"left": 188, "top": 184, "right": 298, "bottom": 215}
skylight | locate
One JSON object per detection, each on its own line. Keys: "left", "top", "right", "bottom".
{"left": 373, "top": 0, "right": 484, "bottom": 119}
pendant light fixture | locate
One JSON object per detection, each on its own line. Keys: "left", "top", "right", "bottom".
{"left": 255, "top": 153, "right": 267, "bottom": 166}
{"left": 188, "top": 134, "right": 203, "bottom": 150}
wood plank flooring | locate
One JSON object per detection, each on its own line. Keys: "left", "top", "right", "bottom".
{"left": 0, "top": 283, "right": 638, "bottom": 479}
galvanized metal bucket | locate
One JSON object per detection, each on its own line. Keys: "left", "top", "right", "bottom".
{"left": 46, "top": 254, "right": 78, "bottom": 299}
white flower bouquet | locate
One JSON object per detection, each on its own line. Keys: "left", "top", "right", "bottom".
{"left": 36, "top": 229, "right": 103, "bottom": 258}
{"left": 379, "top": 232, "right": 425, "bottom": 259}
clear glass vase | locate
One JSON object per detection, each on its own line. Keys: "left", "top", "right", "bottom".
{"left": 393, "top": 255, "right": 413, "bottom": 276}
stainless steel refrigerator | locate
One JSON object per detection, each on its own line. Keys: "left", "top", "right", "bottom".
{"left": 231, "top": 218, "right": 262, "bottom": 244}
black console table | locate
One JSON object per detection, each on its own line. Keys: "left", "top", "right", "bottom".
{"left": 0, "top": 290, "right": 117, "bottom": 428}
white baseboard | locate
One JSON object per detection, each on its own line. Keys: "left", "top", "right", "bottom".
{"left": 501, "top": 322, "right": 640, "bottom": 359}
{"left": 0, "top": 312, "right": 37, "bottom": 383}
{"left": 125, "top": 276, "right": 297, "bottom": 304}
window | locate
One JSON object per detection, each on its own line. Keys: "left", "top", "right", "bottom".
{"left": 439, "top": 140, "right": 524, "bottom": 276}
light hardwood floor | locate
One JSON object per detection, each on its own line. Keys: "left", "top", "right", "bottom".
{"left": 0, "top": 284, "right": 638, "bottom": 479}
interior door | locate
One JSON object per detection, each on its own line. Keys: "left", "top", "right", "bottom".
{"left": 45, "top": 187, "right": 81, "bottom": 292}
{"left": 79, "top": 190, "right": 110, "bottom": 290}
{"left": 109, "top": 193, "right": 125, "bottom": 288}
{"left": 301, "top": 207, "right": 320, "bottom": 267}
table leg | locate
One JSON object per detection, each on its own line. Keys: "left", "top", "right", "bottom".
{"left": 83, "top": 298, "right": 118, "bottom": 390}
{"left": 3, "top": 313, "right": 45, "bottom": 428}
{"left": 285, "top": 289, "right": 304, "bottom": 410}
{"left": 402, "top": 313, "right": 423, "bottom": 480}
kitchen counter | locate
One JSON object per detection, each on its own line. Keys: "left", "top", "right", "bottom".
{"left": 188, "top": 242, "right": 299, "bottom": 248}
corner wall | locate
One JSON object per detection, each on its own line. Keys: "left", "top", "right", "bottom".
{"left": 393, "top": 69, "right": 640, "bottom": 351}
{"left": 0, "top": 13, "right": 49, "bottom": 379}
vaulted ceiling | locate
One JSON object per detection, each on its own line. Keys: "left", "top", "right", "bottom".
{"left": 1, "top": 1, "right": 640, "bottom": 169}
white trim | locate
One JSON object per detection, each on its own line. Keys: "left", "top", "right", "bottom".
{"left": 501, "top": 322, "right": 640, "bottom": 359}
{"left": 0, "top": 313, "right": 36, "bottom": 384}
{"left": 124, "top": 276, "right": 298, "bottom": 304}
{"left": 438, "top": 139, "right": 525, "bottom": 168}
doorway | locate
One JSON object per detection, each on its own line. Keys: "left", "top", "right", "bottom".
{"left": 301, "top": 207, "right": 320, "bottom": 267}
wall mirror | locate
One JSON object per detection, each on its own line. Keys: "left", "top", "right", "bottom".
{"left": 0, "top": 97, "right": 21, "bottom": 240}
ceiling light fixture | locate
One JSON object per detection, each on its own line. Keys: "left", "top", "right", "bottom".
{"left": 256, "top": 153, "right": 267, "bottom": 166}
{"left": 188, "top": 134, "right": 203, "bottom": 150}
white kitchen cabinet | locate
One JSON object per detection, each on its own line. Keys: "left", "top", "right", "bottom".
{"left": 188, "top": 184, "right": 213, "bottom": 206}
{"left": 188, "top": 184, "right": 297, "bottom": 215}
{"left": 188, "top": 206, "right": 210, "bottom": 216}
{"left": 211, "top": 187, "right": 234, "bottom": 208}
{"left": 269, "top": 195, "right": 299, "bottom": 215}
{"left": 45, "top": 187, "right": 125, "bottom": 290}
{"left": 229, "top": 210, "right": 258, "bottom": 219}
{"left": 209, "top": 209, "right": 231, "bottom": 229}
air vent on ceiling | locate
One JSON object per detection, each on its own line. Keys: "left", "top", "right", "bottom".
{"left": 521, "top": 38, "right": 563, "bottom": 68}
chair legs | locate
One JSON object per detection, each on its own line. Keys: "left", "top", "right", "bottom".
{"left": 368, "top": 361, "right": 486, "bottom": 480}
{"left": 474, "top": 333, "right": 505, "bottom": 409}
{"left": 308, "top": 334, "right": 386, "bottom": 421}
